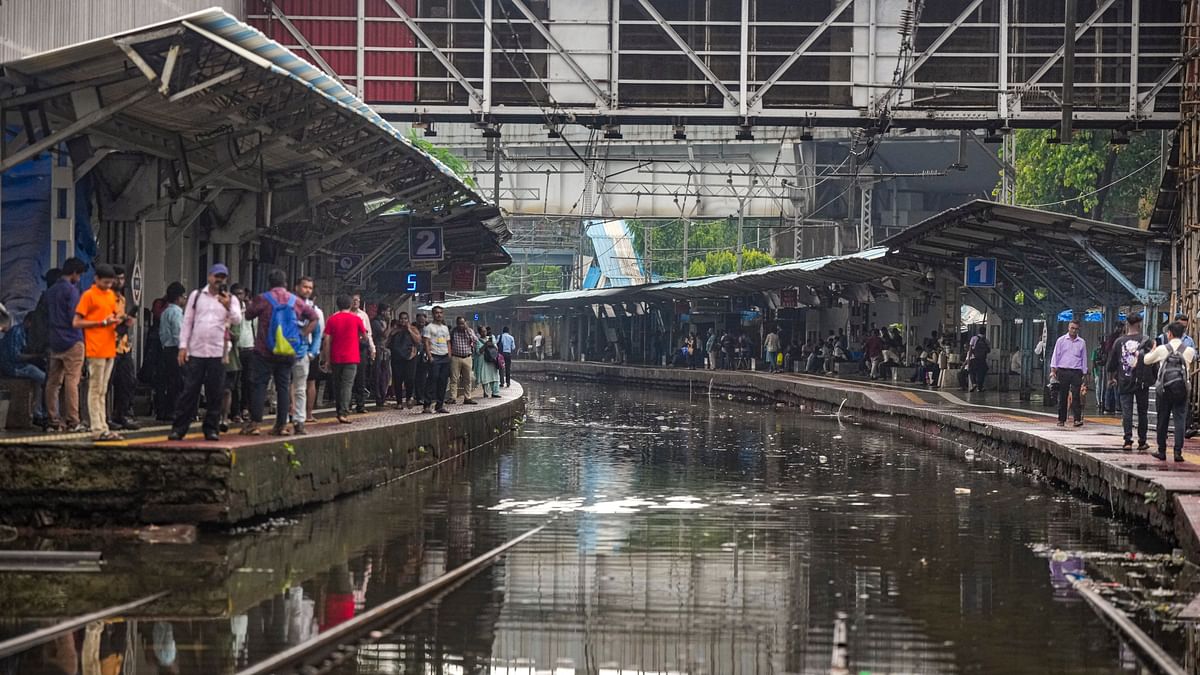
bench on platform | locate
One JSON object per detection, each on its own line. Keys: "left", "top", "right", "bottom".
{"left": 890, "top": 366, "right": 917, "bottom": 382}
{"left": 834, "top": 361, "right": 859, "bottom": 376}
{"left": 0, "top": 377, "right": 35, "bottom": 430}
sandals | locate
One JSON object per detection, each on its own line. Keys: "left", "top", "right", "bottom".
{"left": 337, "top": 416, "right": 351, "bottom": 424}
{"left": 97, "top": 431, "right": 124, "bottom": 442}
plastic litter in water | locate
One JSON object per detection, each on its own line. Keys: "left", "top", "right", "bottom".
{"left": 954, "top": 487, "right": 972, "bottom": 495}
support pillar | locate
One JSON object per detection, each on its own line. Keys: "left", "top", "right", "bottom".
{"left": 1145, "top": 244, "right": 1164, "bottom": 339}
{"left": 1019, "top": 313, "right": 1034, "bottom": 401}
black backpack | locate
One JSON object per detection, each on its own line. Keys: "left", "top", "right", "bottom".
{"left": 971, "top": 336, "right": 991, "bottom": 360}
{"left": 1157, "top": 343, "right": 1190, "bottom": 400}
{"left": 483, "top": 343, "right": 499, "bottom": 365}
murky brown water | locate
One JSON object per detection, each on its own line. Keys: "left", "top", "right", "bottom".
{"left": 0, "top": 381, "right": 1183, "bottom": 674}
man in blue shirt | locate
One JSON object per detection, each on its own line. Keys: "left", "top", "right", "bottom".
{"left": 0, "top": 314, "right": 48, "bottom": 425}
{"left": 44, "top": 257, "right": 86, "bottom": 432}
{"left": 498, "top": 326, "right": 516, "bottom": 387}
{"left": 157, "top": 283, "right": 186, "bottom": 421}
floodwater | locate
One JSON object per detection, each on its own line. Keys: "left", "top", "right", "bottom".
{"left": 0, "top": 381, "right": 1187, "bottom": 674}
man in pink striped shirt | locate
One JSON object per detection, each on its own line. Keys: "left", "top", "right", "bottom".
{"left": 168, "top": 264, "right": 242, "bottom": 441}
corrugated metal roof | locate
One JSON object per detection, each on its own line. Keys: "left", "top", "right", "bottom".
{"left": 418, "top": 295, "right": 511, "bottom": 310}
{"left": 881, "top": 200, "right": 1160, "bottom": 304}
{"left": 0, "top": 8, "right": 489, "bottom": 218}
{"left": 525, "top": 246, "right": 910, "bottom": 305}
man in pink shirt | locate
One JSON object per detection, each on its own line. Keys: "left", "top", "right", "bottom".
{"left": 168, "top": 264, "right": 242, "bottom": 441}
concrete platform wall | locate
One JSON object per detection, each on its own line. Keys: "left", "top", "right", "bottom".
{"left": 0, "top": 394, "right": 525, "bottom": 527}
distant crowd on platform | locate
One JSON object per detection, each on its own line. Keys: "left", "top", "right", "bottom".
{"left": 0, "top": 260, "right": 519, "bottom": 442}
{"left": 659, "top": 312, "right": 1197, "bottom": 462}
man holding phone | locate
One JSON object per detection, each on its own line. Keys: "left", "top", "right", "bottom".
{"left": 168, "top": 264, "right": 242, "bottom": 441}
{"left": 74, "top": 264, "right": 126, "bottom": 441}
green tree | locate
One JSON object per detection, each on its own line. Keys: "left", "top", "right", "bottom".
{"left": 687, "top": 249, "right": 776, "bottom": 277}
{"left": 998, "top": 129, "right": 1163, "bottom": 222}
{"left": 407, "top": 131, "right": 477, "bottom": 188}
{"left": 487, "top": 264, "right": 564, "bottom": 294}
{"left": 627, "top": 218, "right": 777, "bottom": 280}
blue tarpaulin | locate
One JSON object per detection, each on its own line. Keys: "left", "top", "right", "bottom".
{"left": 1056, "top": 309, "right": 1129, "bottom": 323}
{"left": 0, "top": 138, "right": 95, "bottom": 318}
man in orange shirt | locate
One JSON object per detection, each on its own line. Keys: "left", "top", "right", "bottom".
{"left": 74, "top": 264, "right": 125, "bottom": 441}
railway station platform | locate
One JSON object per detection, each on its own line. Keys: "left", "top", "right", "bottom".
{"left": 521, "top": 361, "right": 1200, "bottom": 561}
{"left": 0, "top": 386, "right": 525, "bottom": 528}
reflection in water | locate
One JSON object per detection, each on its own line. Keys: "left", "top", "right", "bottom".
{"left": 0, "top": 382, "right": 1179, "bottom": 674}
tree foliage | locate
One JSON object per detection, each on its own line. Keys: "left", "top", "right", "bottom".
{"left": 486, "top": 264, "right": 564, "bottom": 294}
{"left": 407, "top": 131, "right": 477, "bottom": 188}
{"left": 688, "top": 249, "right": 777, "bottom": 278}
{"left": 627, "top": 218, "right": 778, "bottom": 280}
{"left": 998, "top": 129, "right": 1163, "bottom": 222}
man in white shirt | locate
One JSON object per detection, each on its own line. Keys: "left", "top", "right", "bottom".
{"left": 1144, "top": 320, "right": 1196, "bottom": 461}
{"left": 421, "top": 306, "right": 451, "bottom": 414}
{"left": 533, "top": 332, "right": 545, "bottom": 361}
{"left": 290, "top": 277, "right": 323, "bottom": 435}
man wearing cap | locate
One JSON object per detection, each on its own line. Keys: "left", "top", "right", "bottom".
{"left": 168, "top": 264, "right": 242, "bottom": 441}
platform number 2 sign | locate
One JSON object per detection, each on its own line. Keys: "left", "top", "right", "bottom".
{"left": 964, "top": 256, "right": 997, "bottom": 288}
{"left": 409, "top": 227, "right": 444, "bottom": 262}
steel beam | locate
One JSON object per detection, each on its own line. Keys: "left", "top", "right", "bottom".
{"left": 1022, "top": 0, "right": 1117, "bottom": 87}
{"left": 1069, "top": 233, "right": 1166, "bottom": 304}
{"left": 166, "top": 187, "right": 226, "bottom": 248}
{"left": 267, "top": 1, "right": 344, "bottom": 84}
{"left": 379, "top": 0, "right": 483, "bottom": 106}
{"left": 1137, "top": 44, "right": 1198, "bottom": 116}
{"left": 1042, "top": 244, "right": 1105, "bottom": 301}
{"left": 0, "top": 87, "right": 154, "bottom": 174}
{"left": 897, "top": 0, "right": 985, "bottom": 92}
{"left": 1009, "top": 249, "right": 1074, "bottom": 309}
{"left": 746, "top": 0, "right": 853, "bottom": 110}
{"left": 167, "top": 67, "right": 246, "bottom": 103}
{"left": 72, "top": 147, "right": 117, "bottom": 182}
{"left": 1, "top": 72, "right": 140, "bottom": 109}
{"left": 508, "top": 0, "right": 609, "bottom": 108}
{"left": 633, "top": 0, "right": 739, "bottom": 109}
{"left": 998, "top": 267, "right": 1048, "bottom": 315}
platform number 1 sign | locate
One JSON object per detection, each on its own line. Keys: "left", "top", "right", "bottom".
{"left": 409, "top": 227, "right": 444, "bottom": 262}
{"left": 964, "top": 256, "right": 997, "bottom": 288}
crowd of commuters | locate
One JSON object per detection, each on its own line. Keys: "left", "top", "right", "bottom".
{"left": 656, "top": 314, "right": 1196, "bottom": 461}
{"left": 0, "top": 260, "right": 516, "bottom": 442}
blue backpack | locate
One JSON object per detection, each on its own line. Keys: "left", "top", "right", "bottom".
{"left": 264, "top": 293, "right": 303, "bottom": 358}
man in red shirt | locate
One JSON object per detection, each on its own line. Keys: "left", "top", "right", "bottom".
{"left": 321, "top": 294, "right": 366, "bottom": 424}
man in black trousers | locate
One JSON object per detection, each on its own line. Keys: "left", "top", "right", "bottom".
{"left": 168, "top": 265, "right": 242, "bottom": 441}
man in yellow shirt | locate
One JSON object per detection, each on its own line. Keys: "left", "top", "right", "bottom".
{"left": 74, "top": 264, "right": 125, "bottom": 441}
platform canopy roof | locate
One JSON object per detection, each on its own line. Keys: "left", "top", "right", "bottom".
{"left": 422, "top": 247, "right": 916, "bottom": 311}
{"left": 0, "top": 8, "right": 506, "bottom": 260}
{"left": 881, "top": 200, "right": 1166, "bottom": 310}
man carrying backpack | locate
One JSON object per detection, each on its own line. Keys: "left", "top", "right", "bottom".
{"left": 1160, "top": 313, "right": 1197, "bottom": 439}
{"left": 1106, "top": 314, "right": 1154, "bottom": 452}
{"left": 1144, "top": 320, "right": 1196, "bottom": 462}
{"left": 243, "top": 269, "right": 319, "bottom": 436}
{"left": 966, "top": 327, "right": 990, "bottom": 392}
